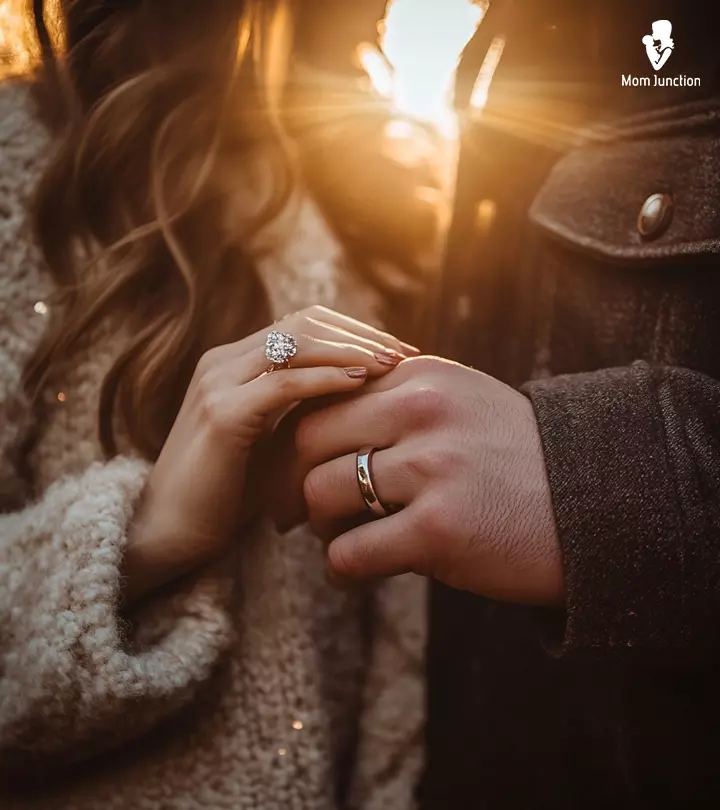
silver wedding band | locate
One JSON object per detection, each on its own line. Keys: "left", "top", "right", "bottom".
{"left": 356, "top": 447, "right": 394, "bottom": 519}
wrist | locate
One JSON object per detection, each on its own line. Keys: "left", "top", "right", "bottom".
{"left": 123, "top": 491, "right": 193, "bottom": 604}
{"left": 123, "top": 498, "right": 167, "bottom": 604}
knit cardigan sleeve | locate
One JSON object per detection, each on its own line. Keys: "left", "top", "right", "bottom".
{"left": 0, "top": 81, "right": 234, "bottom": 769}
{"left": 0, "top": 461, "right": 234, "bottom": 767}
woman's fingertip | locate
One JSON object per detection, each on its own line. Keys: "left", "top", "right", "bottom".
{"left": 344, "top": 366, "right": 369, "bottom": 379}
{"left": 374, "top": 351, "right": 405, "bottom": 367}
{"left": 400, "top": 342, "right": 421, "bottom": 355}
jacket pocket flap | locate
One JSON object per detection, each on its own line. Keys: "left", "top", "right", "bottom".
{"left": 530, "top": 128, "right": 720, "bottom": 265}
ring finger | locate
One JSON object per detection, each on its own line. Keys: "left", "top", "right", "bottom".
{"left": 299, "top": 307, "right": 419, "bottom": 357}
{"left": 208, "top": 316, "right": 408, "bottom": 365}
{"left": 303, "top": 447, "right": 416, "bottom": 535}
{"left": 208, "top": 335, "right": 404, "bottom": 392}
{"left": 287, "top": 334, "right": 403, "bottom": 376}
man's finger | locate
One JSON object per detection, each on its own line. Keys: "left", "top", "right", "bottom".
{"left": 326, "top": 509, "right": 424, "bottom": 584}
{"left": 305, "top": 447, "right": 411, "bottom": 525}
{"left": 294, "top": 390, "right": 402, "bottom": 470}
{"left": 293, "top": 356, "right": 455, "bottom": 469}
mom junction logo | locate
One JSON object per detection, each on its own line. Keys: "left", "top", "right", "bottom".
{"left": 622, "top": 20, "right": 701, "bottom": 88}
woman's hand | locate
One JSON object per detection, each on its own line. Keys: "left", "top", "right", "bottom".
{"left": 123, "top": 306, "right": 415, "bottom": 602}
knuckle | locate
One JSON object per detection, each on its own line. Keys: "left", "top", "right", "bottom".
{"left": 196, "top": 346, "right": 223, "bottom": 377}
{"left": 201, "top": 390, "right": 231, "bottom": 434}
{"left": 403, "top": 443, "right": 457, "bottom": 483}
{"left": 303, "top": 468, "right": 327, "bottom": 514}
{"left": 414, "top": 384, "right": 451, "bottom": 421}
{"left": 284, "top": 313, "right": 314, "bottom": 338}
{"left": 194, "top": 367, "right": 219, "bottom": 401}
{"left": 384, "top": 390, "right": 413, "bottom": 427}
{"left": 392, "top": 382, "right": 450, "bottom": 427}
{"left": 432, "top": 441, "right": 464, "bottom": 475}
{"left": 399, "top": 355, "right": 444, "bottom": 377}
{"left": 328, "top": 540, "right": 359, "bottom": 579}
{"left": 402, "top": 451, "right": 430, "bottom": 484}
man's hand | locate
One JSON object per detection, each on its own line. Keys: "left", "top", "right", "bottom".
{"left": 275, "top": 357, "right": 565, "bottom": 606}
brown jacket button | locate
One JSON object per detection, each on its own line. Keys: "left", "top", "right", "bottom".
{"left": 637, "top": 193, "right": 674, "bottom": 239}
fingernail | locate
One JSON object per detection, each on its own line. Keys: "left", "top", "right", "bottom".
{"left": 401, "top": 342, "right": 421, "bottom": 355}
{"left": 344, "top": 367, "right": 369, "bottom": 379}
{"left": 375, "top": 351, "right": 406, "bottom": 367}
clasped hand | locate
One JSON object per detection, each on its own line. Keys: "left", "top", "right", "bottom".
{"left": 125, "top": 307, "right": 563, "bottom": 609}
{"left": 270, "top": 356, "right": 565, "bottom": 606}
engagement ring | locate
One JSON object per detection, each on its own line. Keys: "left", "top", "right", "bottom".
{"left": 266, "top": 330, "right": 298, "bottom": 372}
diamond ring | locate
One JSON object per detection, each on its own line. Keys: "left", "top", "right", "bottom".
{"left": 265, "top": 330, "right": 298, "bottom": 373}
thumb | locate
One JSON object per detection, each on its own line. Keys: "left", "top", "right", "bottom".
{"left": 326, "top": 510, "right": 422, "bottom": 585}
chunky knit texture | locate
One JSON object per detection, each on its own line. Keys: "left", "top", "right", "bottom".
{"left": 0, "top": 80, "right": 426, "bottom": 809}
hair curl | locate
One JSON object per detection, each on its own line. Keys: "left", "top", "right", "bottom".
{"left": 23, "top": 0, "right": 294, "bottom": 460}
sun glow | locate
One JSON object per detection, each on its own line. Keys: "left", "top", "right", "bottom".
{"left": 0, "top": 0, "right": 29, "bottom": 77}
{"left": 3, "top": 0, "right": 489, "bottom": 125}
{"left": 360, "top": 0, "right": 486, "bottom": 136}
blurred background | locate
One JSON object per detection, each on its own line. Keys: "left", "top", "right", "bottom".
{"left": 1, "top": 0, "right": 638, "bottom": 370}
{"left": 3, "top": 1, "right": 707, "bottom": 367}
{"left": 0, "top": 0, "right": 494, "bottom": 349}
{"left": 285, "top": 0, "right": 494, "bottom": 347}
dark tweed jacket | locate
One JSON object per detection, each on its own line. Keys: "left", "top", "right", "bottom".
{"left": 423, "top": 1, "right": 720, "bottom": 807}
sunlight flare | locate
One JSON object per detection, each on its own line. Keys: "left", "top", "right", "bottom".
{"left": 360, "top": 0, "right": 485, "bottom": 135}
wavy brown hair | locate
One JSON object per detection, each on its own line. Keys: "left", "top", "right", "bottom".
{"left": 22, "top": 0, "right": 295, "bottom": 461}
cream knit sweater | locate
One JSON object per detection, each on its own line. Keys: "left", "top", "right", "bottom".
{"left": 0, "top": 80, "right": 426, "bottom": 810}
